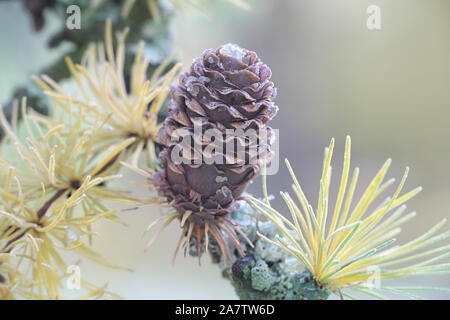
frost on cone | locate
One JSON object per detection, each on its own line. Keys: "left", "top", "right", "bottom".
{"left": 154, "top": 44, "right": 278, "bottom": 261}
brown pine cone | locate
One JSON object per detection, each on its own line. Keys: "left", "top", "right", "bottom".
{"left": 154, "top": 44, "right": 278, "bottom": 261}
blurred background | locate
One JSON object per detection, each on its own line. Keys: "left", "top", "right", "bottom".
{"left": 0, "top": 0, "right": 449, "bottom": 299}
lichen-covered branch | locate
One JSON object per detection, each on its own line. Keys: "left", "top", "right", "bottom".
{"left": 189, "top": 200, "right": 331, "bottom": 300}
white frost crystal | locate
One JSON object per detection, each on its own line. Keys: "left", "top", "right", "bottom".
{"left": 66, "top": 228, "right": 80, "bottom": 242}
{"left": 219, "top": 43, "right": 247, "bottom": 61}
{"left": 185, "top": 76, "right": 210, "bottom": 97}
{"left": 185, "top": 76, "right": 199, "bottom": 96}
{"left": 198, "top": 76, "right": 210, "bottom": 84}
{"left": 215, "top": 175, "right": 228, "bottom": 183}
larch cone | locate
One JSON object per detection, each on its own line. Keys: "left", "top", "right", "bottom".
{"left": 154, "top": 43, "right": 278, "bottom": 262}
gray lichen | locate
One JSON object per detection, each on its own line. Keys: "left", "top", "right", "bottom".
{"left": 251, "top": 260, "right": 276, "bottom": 291}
